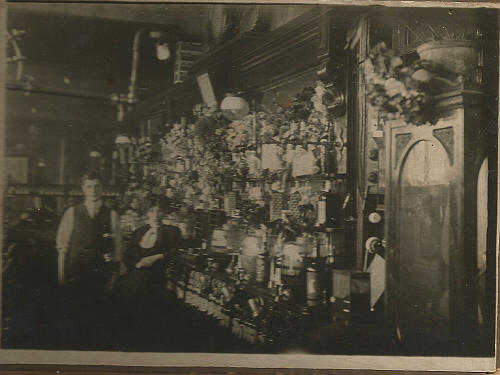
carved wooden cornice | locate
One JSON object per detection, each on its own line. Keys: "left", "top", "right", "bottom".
{"left": 433, "top": 89, "right": 483, "bottom": 114}
{"left": 235, "top": 7, "right": 344, "bottom": 92}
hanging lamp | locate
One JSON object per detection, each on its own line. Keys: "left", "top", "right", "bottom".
{"left": 220, "top": 93, "right": 249, "bottom": 121}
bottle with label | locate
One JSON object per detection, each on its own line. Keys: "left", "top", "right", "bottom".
{"left": 316, "top": 183, "right": 328, "bottom": 227}
{"left": 306, "top": 243, "right": 320, "bottom": 307}
{"left": 326, "top": 230, "right": 335, "bottom": 266}
{"left": 324, "top": 230, "right": 337, "bottom": 313}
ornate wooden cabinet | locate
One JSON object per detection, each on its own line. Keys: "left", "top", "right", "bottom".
{"left": 384, "top": 90, "right": 495, "bottom": 352}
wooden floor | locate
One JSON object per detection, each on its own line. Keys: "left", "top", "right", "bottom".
{"left": 1, "top": 244, "right": 494, "bottom": 356}
{"left": 2, "top": 270, "right": 257, "bottom": 353}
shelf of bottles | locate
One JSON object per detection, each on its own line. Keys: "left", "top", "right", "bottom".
{"left": 127, "top": 105, "right": 367, "bottom": 343}
{"left": 164, "top": 224, "right": 371, "bottom": 347}
{"left": 168, "top": 249, "right": 313, "bottom": 347}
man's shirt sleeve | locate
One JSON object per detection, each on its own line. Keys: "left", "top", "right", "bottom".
{"left": 56, "top": 207, "right": 74, "bottom": 253}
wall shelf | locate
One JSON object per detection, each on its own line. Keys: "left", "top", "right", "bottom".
{"left": 5, "top": 184, "right": 121, "bottom": 197}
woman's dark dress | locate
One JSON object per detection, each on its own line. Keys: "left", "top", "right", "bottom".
{"left": 112, "top": 224, "right": 182, "bottom": 350}
{"left": 121, "top": 224, "right": 181, "bottom": 300}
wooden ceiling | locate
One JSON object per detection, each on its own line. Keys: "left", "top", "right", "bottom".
{"left": 5, "top": 4, "right": 191, "bottom": 143}
{"left": 4, "top": 2, "right": 314, "bottom": 179}
{"left": 5, "top": 3, "right": 303, "bottom": 140}
{"left": 4, "top": 2, "right": 225, "bottom": 182}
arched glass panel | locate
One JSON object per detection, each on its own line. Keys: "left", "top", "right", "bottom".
{"left": 398, "top": 140, "right": 451, "bottom": 342}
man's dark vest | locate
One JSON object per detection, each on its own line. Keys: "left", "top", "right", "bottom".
{"left": 66, "top": 203, "right": 113, "bottom": 284}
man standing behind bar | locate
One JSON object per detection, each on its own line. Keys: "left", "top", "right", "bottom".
{"left": 55, "top": 171, "right": 123, "bottom": 348}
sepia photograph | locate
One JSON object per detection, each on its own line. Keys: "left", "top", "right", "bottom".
{"left": 0, "top": 1, "right": 498, "bottom": 371}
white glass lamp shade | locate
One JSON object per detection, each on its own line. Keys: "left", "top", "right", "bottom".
{"left": 220, "top": 94, "right": 249, "bottom": 121}
{"left": 156, "top": 42, "right": 170, "bottom": 61}
{"left": 115, "top": 134, "right": 132, "bottom": 147}
{"left": 89, "top": 150, "right": 102, "bottom": 158}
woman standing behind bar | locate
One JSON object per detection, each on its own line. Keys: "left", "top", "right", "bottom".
{"left": 115, "top": 199, "right": 183, "bottom": 350}
{"left": 122, "top": 200, "right": 181, "bottom": 301}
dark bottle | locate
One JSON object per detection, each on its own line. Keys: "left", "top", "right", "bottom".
{"left": 325, "top": 230, "right": 336, "bottom": 305}
{"left": 323, "top": 143, "right": 337, "bottom": 177}
{"left": 321, "top": 289, "right": 332, "bottom": 325}
{"left": 316, "top": 180, "right": 342, "bottom": 229}
{"left": 326, "top": 230, "right": 336, "bottom": 266}
{"left": 342, "top": 192, "right": 357, "bottom": 268}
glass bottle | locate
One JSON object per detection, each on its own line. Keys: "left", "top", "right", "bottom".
{"left": 306, "top": 245, "right": 321, "bottom": 308}
{"left": 316, "top": 180, "right": 342, "bottom": 229}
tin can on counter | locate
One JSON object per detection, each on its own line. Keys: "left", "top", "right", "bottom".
{"left": 306, "top": 267, "right": 320, "bottom": 307}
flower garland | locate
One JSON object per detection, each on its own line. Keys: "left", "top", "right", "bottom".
{"left": 363, "top": 42, "right": 433, "bottom": 126}
{"left": 122, "top": 80, "right": 345, "bottom": 227}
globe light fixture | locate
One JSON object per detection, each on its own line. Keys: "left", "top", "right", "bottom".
{"left": 220, "top": 93, "right": 249, "bottom": 121}
{"left": 111, "top": 29, "right": 170, "bottom": 122}
{"left": 156, "top": 41, "right": 170, "bottom": 61}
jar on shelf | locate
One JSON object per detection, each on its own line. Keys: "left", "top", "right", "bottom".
{"left": 223, "top": 192, "right": 238, "bottom": 216}
{"left": 245, "top": 150, "right": 259, "bottom": 177}
{"left": 175, "top": 157, "right": 185, "bottom": 172}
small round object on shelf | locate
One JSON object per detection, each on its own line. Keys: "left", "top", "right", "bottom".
{"left": 368, "top": 211, "right": 382, "bottom": 224}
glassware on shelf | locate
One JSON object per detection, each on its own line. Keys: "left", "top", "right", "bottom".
{"left": 267, "top": 255, "right": 276, "bottom": 289}
{"left": 326, "top": 229, "right": 336, "bottom": 266}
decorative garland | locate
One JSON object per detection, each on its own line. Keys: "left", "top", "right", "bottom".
{"left": 120, "top": 81, "right": 344, "bottom": 230}
{"left": 363, "top": 42, "right": 434, "bottom": 126}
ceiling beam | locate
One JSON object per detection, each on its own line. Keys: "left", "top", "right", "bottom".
{"left": 7, "top": 3, "right": 202, "bottom": 40}
{"left": 6, "top": 82, "right": 110, "bottom": 102}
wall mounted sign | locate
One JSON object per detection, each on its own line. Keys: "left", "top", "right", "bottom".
{"left": 196, "top": 72, "right": 217, "bottom": 107}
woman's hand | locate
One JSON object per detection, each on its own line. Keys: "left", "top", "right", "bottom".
{"left": 135, "top": 254, "right": 164, "bottom": 269}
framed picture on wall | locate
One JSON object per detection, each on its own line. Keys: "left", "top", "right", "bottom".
{"left": 5, "top": 156, "right": 29, "bottom": 184}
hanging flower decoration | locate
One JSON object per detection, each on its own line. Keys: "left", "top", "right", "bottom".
{"left": 225, "top": 115, "right": 255, "bottom": 151}
{"left": 363, "top": 42, "right": 433, "bottom": 126}
{"left": 123, "top": 77, "right": 349, "bottom": 223}
{"left": 311, "top": 81, "right": 329, "bottom": 122}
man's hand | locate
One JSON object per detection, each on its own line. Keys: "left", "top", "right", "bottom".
{"left": 135, "top": 254, "right": 163, "bottom": 269}
{"left": 57, "top": 251, "right": 67, "bottom": 286}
